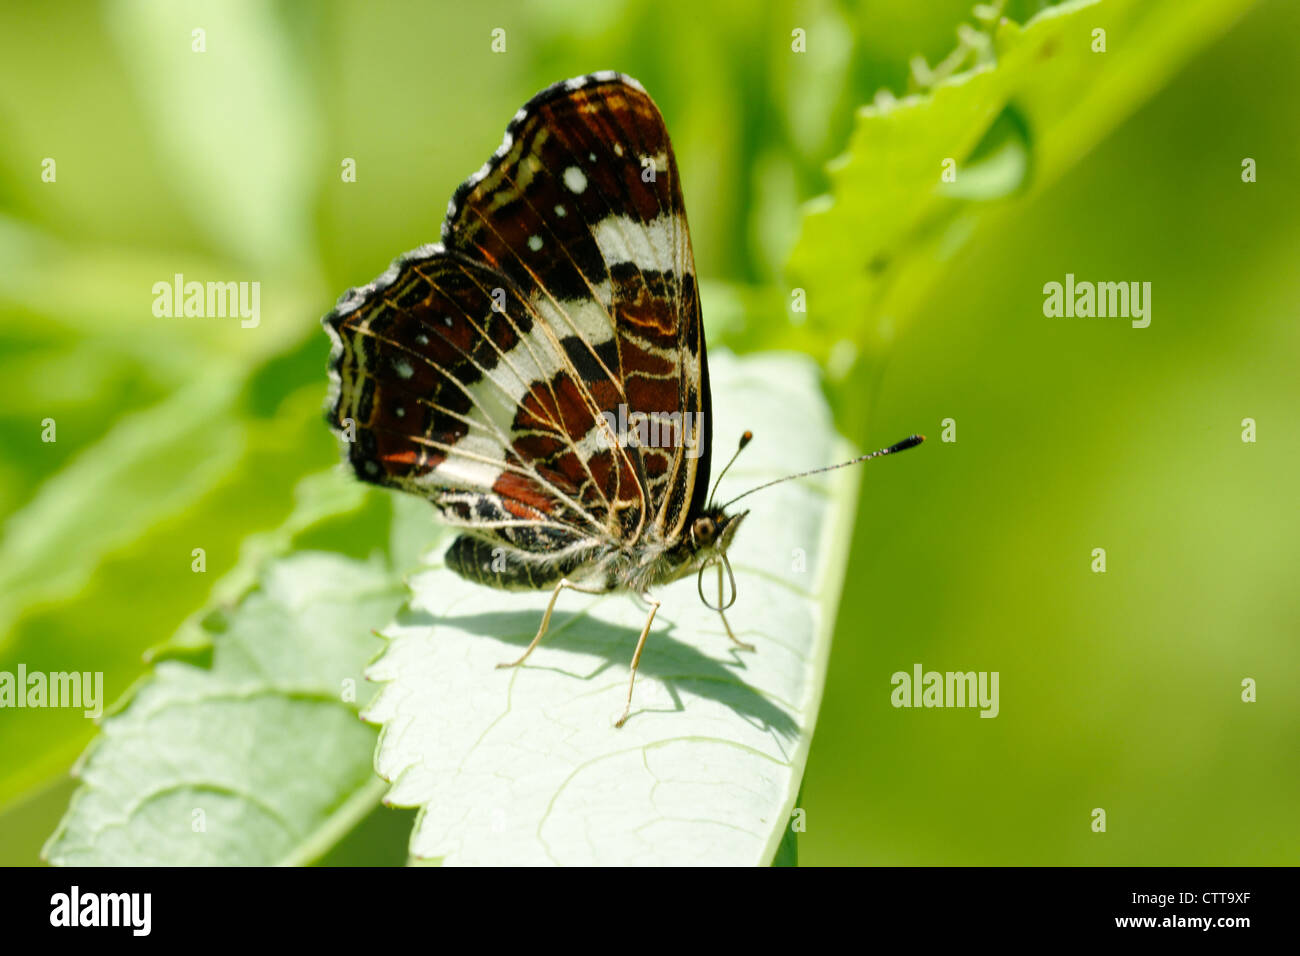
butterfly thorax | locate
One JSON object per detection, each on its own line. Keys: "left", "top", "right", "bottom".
{"left": 604, "top": 506, "right": 747, "bottom": 594}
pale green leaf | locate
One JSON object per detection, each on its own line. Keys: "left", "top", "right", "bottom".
{"left": 40, "top": 466, "right": 443, "bottom": 866}
{"left": 0, "top": 387, "right": 336, "bottom": 811}
{"left": 42, "top": 552, "right": 400, "bottom": 866}
{"left": 366, "top": 351, "right": 861, "bottom": 865}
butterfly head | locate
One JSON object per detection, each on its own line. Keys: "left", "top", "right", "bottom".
{"left": 690, "top": 430, "right": 925, "bottom": 614}
{"left": 689, "top": 508, "right": 748, "bottom": 555}
{"left": 690, "top": 508, "right": 747, "bottom": 612}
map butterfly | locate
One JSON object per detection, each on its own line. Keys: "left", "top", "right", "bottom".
{"left": 323, "top": 72, "right": 922, "bottom": 726}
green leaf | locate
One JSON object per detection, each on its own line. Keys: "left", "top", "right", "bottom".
{"left": 366, "top": 351, "right": 860, "bottom": 865}
{"left": 0, "top": 386, "right": 341, "bottom": 814}
{"left": 143, "top": 468, "right": 374, "bottom": 664}
{"left": 40, "top": 471, "right": 444, "bottom": 867}
{"left": 782, "top": 0, "right": 1256, "bottom": 359}
{"left": 936, "top": 104, "right": 1031, "bottom": 201}
{"left": 43, "top": 551, "right": 403, "bottom": 866}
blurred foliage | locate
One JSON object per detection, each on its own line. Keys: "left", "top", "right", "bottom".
{"left": 1, "top": 0, "right": 1294, "bottom": 865}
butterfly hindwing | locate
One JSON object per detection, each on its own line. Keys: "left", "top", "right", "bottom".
{"left": 325, "top": 249, "right": 615, "bottom": 541}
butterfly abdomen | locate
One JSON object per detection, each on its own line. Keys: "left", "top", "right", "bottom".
{"left": 445, "top": 534, "right": 606, "bottom": 591}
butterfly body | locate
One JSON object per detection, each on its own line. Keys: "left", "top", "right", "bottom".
{"left": 445, "top": 501, "right": 746, "bottom": 593}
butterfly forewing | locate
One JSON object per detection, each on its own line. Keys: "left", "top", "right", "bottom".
{"left": 442, "top": 73, "right": 711, "bottom": 544}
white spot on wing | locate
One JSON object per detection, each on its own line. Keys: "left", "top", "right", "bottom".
{"left": 563, "top": 166, "right": 587, "bottom": 194}
{"left": 528, "top": 235, "right": 543, "bottom": 251}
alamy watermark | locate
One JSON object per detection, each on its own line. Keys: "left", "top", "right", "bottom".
{"left": 50, "top": 886, "right": 150, "bottom": 935}
{"left": 0, "top": 665, "right": 103, "bottom": 718}
{"left": 152, "top": 273, "right": 260, "bottom": 328}
{"left": 1043, "top": 273, "right": 1151, "bottom": 328}
{"left": 599, "top": 403, "right": 701, "bottom": 459}
{"left": 891, "top": 663, "right": 999, "bottom": 718}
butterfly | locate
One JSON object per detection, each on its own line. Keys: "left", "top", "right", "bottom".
{"left": 323, "top": 71, "right": 922, "bottom": 726}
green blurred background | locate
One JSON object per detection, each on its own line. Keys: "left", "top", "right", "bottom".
{"left": 1, "top": 0, "right": 1295, "bottom": 864}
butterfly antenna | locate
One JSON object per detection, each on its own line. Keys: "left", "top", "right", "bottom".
{"left": 719, "top": 434, "right": 925, "bottom": 511}
{"left": 707, "top": 430, "right": 753, "bottom": 508}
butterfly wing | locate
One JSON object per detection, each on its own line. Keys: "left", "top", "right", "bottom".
{"left": 323, "top": 72, "right": 710, "bottom": 588}
{"left": 442, "top": 72, "right": 711, "bottom": 545}
{"left": 324, "top": 248, "right": 616, "bottom": 564}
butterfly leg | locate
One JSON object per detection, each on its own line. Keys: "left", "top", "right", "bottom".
{"left": 716, "top": 560, "right": 754, "bottom": 651}
{"left": 615, "top": 594, "right": 661, "bottom": 728}
{"left": 496, "top": 577, "right": 599, "bottom": 669}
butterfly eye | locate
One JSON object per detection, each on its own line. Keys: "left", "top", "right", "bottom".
{"left": 692, "top": 517, "right": 716, "bottom": 546}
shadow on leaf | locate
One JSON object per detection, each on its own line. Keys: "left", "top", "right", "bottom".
{"left": 391, "top": 605, "right": 799, "bottom": 739}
